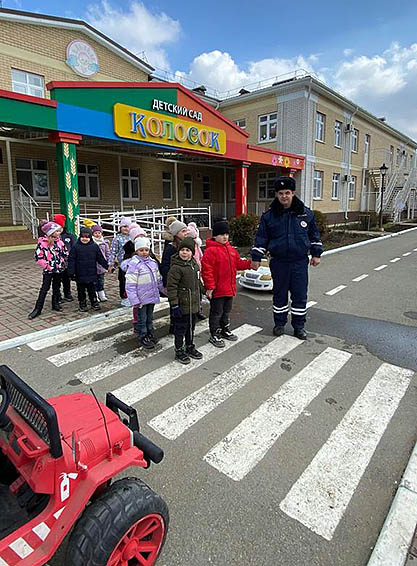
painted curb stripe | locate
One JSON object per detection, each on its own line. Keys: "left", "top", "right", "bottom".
{"left": 149, "top": 334, "right": 302, "bottom": 440}
{"left": 204, "top": 347, "right": 351, "bottom": 481}
{"left": 112, "top": 324, "right": 262, "bottom": 406}
{"left": 280, "top": 363, "right": 413, "bottom": 541}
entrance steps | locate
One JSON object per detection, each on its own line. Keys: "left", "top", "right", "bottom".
{"left": 0, "top": 226, "right": 36, "bottom": 251}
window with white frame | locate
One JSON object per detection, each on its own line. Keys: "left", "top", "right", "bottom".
{"left": 122, "top": 168, "right": 140, "bottom": 200}
{"left": 334, "top": 121, "right": 342, "bottom": 147}
{"left": 316, "top": 112, "right": 325, "bottom": 142}
{"left": 258, "top": 113, "right": 277, "bottom": 142}
{"left": 396, "top": 148, "right": 401, "bottom": 166}
{"left": 364, "top": 134, "right": 370, "bottom": 167}
{"left": 331, "top": 173, "right": 340, "bottom": 199}
{"left": 313, "top": 170, "right": 323, "bottom": 199}
{"left": 162, "top": 172, "right": 172, "bottom": 200}
{"left": 78, "top": 164, "right": 100, "bottom": 199}
{"left": 202, "top": 175, "right": 211, "bottom": 200}
{"left": 258, "top": 171, "right": 276, "bottom": 200}
{"left": 351, "top": 128, "right": 359, "bottom": 152}
{"left": 11, "top": 69, "right": 45, "bottom": 98}
{"left": 349, "top": 176, "right": 357, "bottom": 200}
{"left": 184, "top": 173, "right": 192, "bottom": 200}
{"left": 234, "top": 118, "right": 246, "bottom": 129}
{"left": 16, "top": 158, "right": 49, "bottom": 199}
{"left": 390, "top": 145, "right": 394, "bottom": 165}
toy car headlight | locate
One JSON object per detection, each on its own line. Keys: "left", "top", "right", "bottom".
{"left": 260, "top": 275, "right": 272, "bottom": 280}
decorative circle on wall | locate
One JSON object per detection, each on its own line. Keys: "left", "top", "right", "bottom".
{"left": 66, "top": 40, "right": 99, "bottom": 77}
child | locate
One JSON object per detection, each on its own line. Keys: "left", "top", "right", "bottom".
{"left": 186, "top": 221, "right": 205, "bottom": 321}
{"left": 29, "top": 221, "right": 68, "bottom": 319}
{"left": 91, "top": 224, "right": 110, "bottom": 302}
{"left": 53, "top": 213, "right": 75, "bottom": 302}
{"left": 109, "top": 216, "right": 131, "bottom": 306}
{"left": 167, "top": 237, "right": 204, "bottom": 365}
{"left": 68, "top": 227, "right": 108, "bottom": 312}
{"left": 160, "top": 217, "right": 189, "bottom": 286}
{"left": 201, "top": 221, "right": 251, "bottom": 348}
{"left": 125, "top": 236, "right": 165, "bottom": 349}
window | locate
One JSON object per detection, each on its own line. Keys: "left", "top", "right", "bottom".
{"left": 122, "top": 168, "right": 140, "bottom": 200}
{"left": 258, "top": 172, "right": 276, "bottom": 200}
{"left": 349, "top": 176, "right": 357, "bottom": 200}
{"left": 230, "top": 177, "right": 236, "bottom": 201}
{"left": 351, "top": 128, "right": 358, "bottom": 152}
{"left": 316, "top": 112, "right": 325, "bottom": 142}
{"left": 234, "top": 118, "right": 246, "bottom": 129}
{"left": 313, "top": 170, "right": 323, "bottom": 199}
{"left": 331, "top": 173, "right": 340, "bottom": 200}
{"left": 162, "top": 172, "right": 172, "bottom": 200}
{"left": 334, "top": 121, "right": 342, "bottom": 147}
{"left": 364, "top": 134, "right": 370, "bottom": 167}
{"left": 12, "top": 69, "right": 44, "bottom": 98}
{"left": 184, "top": 173, "right": 192, "bottom": 200}
{"left": 16, "top": 158, "right": 49, "bottom": 199}
{"left": 78, "top": 164, "right": 99, "bottom": 199}
{"left": 390, "top": 145, "right": 394, "bottom": 165}
{"left": 258, "top": 113, "right": 277, "bottom": 142}
{"left": 202, "top": 175, "right": 211, "bottom": 200}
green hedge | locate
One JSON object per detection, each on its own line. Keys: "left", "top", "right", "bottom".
{"left": 229, "top": 214, "right": 259, "bottom": 246}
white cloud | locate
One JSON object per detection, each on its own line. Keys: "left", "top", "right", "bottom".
{"left": 86, "top": 1, "right": 181, "bottom": 69}
{"left": 175, "top": 50, "right": 321, "bottom": 95}
{"left": 343, "top": 48, "right": 354, "bottom": 57}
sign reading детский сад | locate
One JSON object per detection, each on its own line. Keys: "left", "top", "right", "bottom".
{"left": 113, "top": 103, "right": 226, "bottom": 155}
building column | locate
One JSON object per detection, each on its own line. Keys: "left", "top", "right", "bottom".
{"left": 234, "top": 162, "right": 250, "bottom": 217}
{"left": 49, "top": 132, "right": 82, "bottom": 235}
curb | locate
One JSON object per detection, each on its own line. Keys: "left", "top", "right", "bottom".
{"left": 322, "top": 226, "right": 417, "bottom": 257}
{"left": 0, "top": 306, "right": 130, "bottom": 352}
{"left": 367, "top": 438, "right": 417, "bottom": 566}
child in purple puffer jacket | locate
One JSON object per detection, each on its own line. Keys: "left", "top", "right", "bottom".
{"left": 125, "top": 236, "right": 165, "bottom": 349}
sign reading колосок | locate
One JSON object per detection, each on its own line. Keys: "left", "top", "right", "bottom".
{"left": 113, "top": 103, "right": 226, "bottom": 155}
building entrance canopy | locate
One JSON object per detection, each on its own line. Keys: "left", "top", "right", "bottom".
{"left": 0, "top": 82, "right": 305, "bottom": 230}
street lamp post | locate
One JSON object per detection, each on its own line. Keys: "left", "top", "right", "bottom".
{"left": 379, "top": 163, "right": 388, "bottom": 230}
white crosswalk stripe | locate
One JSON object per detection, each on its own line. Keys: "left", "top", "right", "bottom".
{"left": 280, "top": 363, "right": 413, "bottom": 540}
{"left": 28, "top": 300, "right": 169, "bottom": 350}
{"left": 47, "top": 315, "right": 171, "bottom": 367}
{"left": 204, "top": 347, "right": 351, "bottom": 481}
{"left": 112, "top": 324, "right": 261, "bottom": 405}
{"left": 75, "top": 322, "right": 209, "bottom": 384}
{"left": 149, "top": 334, "right": 302, "bottom": 440}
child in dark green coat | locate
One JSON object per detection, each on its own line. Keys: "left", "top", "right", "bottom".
{"left": 167, "top": 237, "right": 204, "bottom": 365}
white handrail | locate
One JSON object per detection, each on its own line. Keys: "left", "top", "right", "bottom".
{"left": 393, "top": 167, "right": 417, "bottom": 221}
{"left": 11, "top": 184, "right": 39, "bottom": 238}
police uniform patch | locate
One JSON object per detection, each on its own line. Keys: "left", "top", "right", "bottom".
{"left": 300, "top": 221, "right": 307, "bottom": 228}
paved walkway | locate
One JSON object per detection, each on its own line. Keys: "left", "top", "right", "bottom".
{"left": 0, "top": 249, "right": 124, "bottom": 341}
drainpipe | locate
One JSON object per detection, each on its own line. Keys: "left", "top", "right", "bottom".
{"left": 345, "top": 105, "right": 358, "bottom": 220}
{"left": 303, "top": 77, "right": 313, "bottom": 206}
{"left": 6, "top": 140, "right": 16, "bottom": 224}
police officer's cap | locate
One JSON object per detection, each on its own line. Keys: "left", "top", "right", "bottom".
{"left": 274, "top": 176, "right": 296, "bottom": 192}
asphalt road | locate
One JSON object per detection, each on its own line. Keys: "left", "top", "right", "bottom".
{"left": 1, "top": 231, "right": 416, "bottom": 566}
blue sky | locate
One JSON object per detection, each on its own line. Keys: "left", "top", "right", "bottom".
{"left": 7, "top": 0, "right": 417, "bottom": 138}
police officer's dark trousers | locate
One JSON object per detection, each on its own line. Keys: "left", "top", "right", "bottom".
{"left": 270, "top": 256, "right": 308, "bottom": 329}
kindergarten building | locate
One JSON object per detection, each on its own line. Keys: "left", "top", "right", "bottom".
{"left": 0, "top": 7, "right": 415, "bottom": 236}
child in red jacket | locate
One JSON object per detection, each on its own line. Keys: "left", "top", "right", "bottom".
{"left": 201, "top": 221, "right": 251, "bottom": 347}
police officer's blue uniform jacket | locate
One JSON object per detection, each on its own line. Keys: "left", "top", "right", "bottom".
{"left": 251, "top": 195, "right": 322, "bottom": 262}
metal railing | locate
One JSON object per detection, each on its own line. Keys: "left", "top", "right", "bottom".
{"left": 78, "top": 205, "right": 212, "bottom": 259}
{"left": 12, "top": 184, "right": 39, "bottom": 238}
{"left": 375, "top": 154, "right": 406, "bottom": 213}
{"left": 393, "top": 167, "right": 417, "bottom": 221}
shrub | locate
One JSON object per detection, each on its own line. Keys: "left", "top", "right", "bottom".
{"left": 229, "top": 214, "right": 259, "bottom": 247}
{"left": 313, "top": 210, "right": 328, "bottom": 236}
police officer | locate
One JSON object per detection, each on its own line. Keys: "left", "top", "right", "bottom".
{"left": 250, "top": 176, "right": 322, "bottom": 339}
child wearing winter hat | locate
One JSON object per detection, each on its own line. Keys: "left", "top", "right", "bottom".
{"left": 28, "top": 221, "right": 68, "bottom": 319}
{"left": 109, "top": 216, "right": 131, "bottom": 306}
{"left": 201, "top": 221, "right": 251, "bottom": 347}
{"left": 167, "top": 236, "right": 205, "bottom": 364}
{"left": 68, "top": 227, "right": 109, "bottom": 312}
{"left": 186, "top": 221, "right": 206, "bottom": 321}
{"left": 125, "top": 236, "right": 165, "bottom": 349}
{"left": 91, "top": 224, "right": 110, "bottom": 302}
{"left": 160, "top": 217, "right": 188, "bottom": 287}
{"left": 53, "top": 213, "right": 75, "bottom": 302}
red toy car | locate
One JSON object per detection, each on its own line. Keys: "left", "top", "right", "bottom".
{"left": 0, "top": 364, "right": 169, "bottom": 566}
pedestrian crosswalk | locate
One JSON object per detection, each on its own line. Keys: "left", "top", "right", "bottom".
{"left": 24, "top": 311, "right": 415, "bottom": 542}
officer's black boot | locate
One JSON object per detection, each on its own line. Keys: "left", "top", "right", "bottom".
{"left": 273, "top": 326, "right": 285, "bottom": 337}
{"left": 294, "top": 328, "right": 307, "bottom": 340}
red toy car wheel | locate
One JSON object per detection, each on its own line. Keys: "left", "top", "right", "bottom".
{"left": 65, "top": 477, "right": 169, "bottom": 566}
{"left": 106, "top": 513, "right": 165, "bottom": 566}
